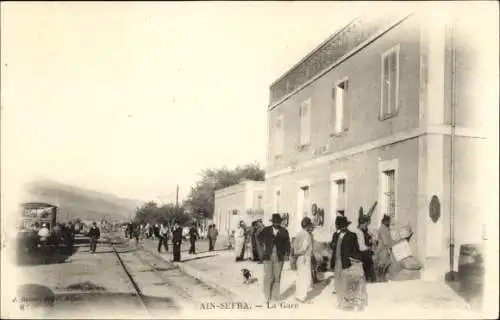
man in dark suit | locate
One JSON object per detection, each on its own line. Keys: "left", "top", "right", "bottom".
{"left": 88, "top": 222, "right": 100, "bottom": 254}
{"left": 330, "top": 215, "right": 363, "bottom": 300}
{"left": 258, "top": 213, "right": 291, "bottom": 303}
{"left": 188, "top": 223, "right": 199, "bottom": 254}
{"left": 172, "top": 222, "right": 183, "bottom": 262}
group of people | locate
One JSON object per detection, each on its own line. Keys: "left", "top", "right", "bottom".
{"left": 123, "top": 220, "right": 220, "bottom": 262}
{"left": 153, "top": 221, "right": 184, "bottom": 261}
{"left": 233, "top": 219, "right": 266, "bottom": 263}
{"left": 252, "top": 211, "right": 395, "bottom": 311}
{"left": 22, "top": 221, "right": 77, "bottom": 255}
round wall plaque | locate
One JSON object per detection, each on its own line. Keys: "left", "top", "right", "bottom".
{"left": 429, "top": 195, "right": 441, "bottom": 223}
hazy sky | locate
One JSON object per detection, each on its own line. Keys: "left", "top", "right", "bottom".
{"left": 2, "top": 2, "right": 403, "bottom": 202}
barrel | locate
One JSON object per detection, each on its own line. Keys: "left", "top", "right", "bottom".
{"left": 458, "top": 244, "right": 484, "bottom": 301}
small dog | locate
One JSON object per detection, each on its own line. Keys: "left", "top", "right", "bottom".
{"left": 241, "top": 268, "right": 253, "bottom": 284}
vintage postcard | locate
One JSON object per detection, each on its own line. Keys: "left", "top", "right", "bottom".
{"left": 1, "top": 1, "right": 498, "bottom": 319}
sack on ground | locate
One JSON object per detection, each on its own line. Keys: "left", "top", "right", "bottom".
{"left": 344, "top": 259, "right": 364, "bottom": 279}
{"left": 400, "top": 256, "right": 423, "bottom": 270}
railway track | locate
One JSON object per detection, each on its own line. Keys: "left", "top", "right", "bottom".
{"left": 111, "top": 243, "right": 151, "bottom": 318}
{"left": 109, "top": 236, "right": 230, "bottom": 317}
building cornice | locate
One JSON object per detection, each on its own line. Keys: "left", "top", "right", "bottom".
{"left": 265, "top": 125, "right": 486, "bottom": 179}
{"left": 268, "top": 13, "right": 413, "bottom": 110}
{"left": 214, "top": 189, "right": 245, "bottom": 199}
{"left": 269, "top": 17, "right": 360, "bottom": 88}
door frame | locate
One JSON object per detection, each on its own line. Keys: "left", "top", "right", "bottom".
{"left": 296, "top": 179, "right": 311, "bottom": 233}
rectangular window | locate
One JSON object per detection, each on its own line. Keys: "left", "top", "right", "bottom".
{"left": 382, "top": 170, "right": 396, "bottom": 220}
{"left": 301, "top": 186, "right": 310, "bottom": 215}
{"left": 299, "top": 98, "right": 311, "bottom": 146}
{"left": 336, "top": 179, "right": 347, "bottom": 216}
{"left": 273, "top": 189, "right": 281, "bottom": 213}
{"left": 332, "top": 79, "right": 350, "bottom": 133}
{"left": 256, "top": 195, "right": 263, "bottom": 210}
{"left": 381, "top": 46, "right": 400, "bottom": 118}
{"left": 275, "top": 115, "right": 284, "bottom": 157}
{"left": 298, "top": 185, "right": 311, "bottom": 227}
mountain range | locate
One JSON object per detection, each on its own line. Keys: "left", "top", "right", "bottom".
{"left": 24, "top": 179, "right": 142, "bottom": 222}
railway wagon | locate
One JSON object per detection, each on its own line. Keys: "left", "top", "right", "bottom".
{"left": 17, "top": 202, "right": 59, "bottom": 253}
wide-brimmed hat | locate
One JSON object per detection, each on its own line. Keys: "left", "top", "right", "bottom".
{"left": 270, "top": 213, "right": 282, "bottom": 224}
{"left": 335, "top": 215, "right": 351, "bottom": 228}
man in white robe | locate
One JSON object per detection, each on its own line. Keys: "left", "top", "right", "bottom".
{"left": 293, "top": 217, "right": 314, "bottom": 303}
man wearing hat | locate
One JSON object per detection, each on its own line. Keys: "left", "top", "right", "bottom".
{"left": 329, "top": 215, "right": 366, "bottom": 310}
{"left": 355, "top": 209, "right": 376, "bottom": 282}
{"left": 373, "top": 214, "right": 393, "bottom": 282}
{"left": 171, "top": 221, "right": 183, "bottom": 262}
{"left": 258, "top": 213, "right": 291, "bottom": 303}
{"left": 88, "top": 222, "right": 101, "bottom": 254}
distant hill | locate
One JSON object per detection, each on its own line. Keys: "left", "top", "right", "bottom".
{"left": 24, "top": 179, "right": 142, "bottom": 222}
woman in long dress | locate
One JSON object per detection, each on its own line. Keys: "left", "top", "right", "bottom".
{"left": 293, "top": 217, "right": 315, "bottom": 303}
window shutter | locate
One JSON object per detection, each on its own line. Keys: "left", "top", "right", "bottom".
{"left": 305, "top": 103, "right": 311, "bottom": 145}
{"left": 390, "top": 52, "right": 398, "bottom": 113}
{"left": 343, "top": 81, "right": 350, "bottom": 130}
{"left": 382, "top": 55, "right": 391, "bottom": 116}
{"left": 331, "top": 87, "right": 336, "bottom": 129}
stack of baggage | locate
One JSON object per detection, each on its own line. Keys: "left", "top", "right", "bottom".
{"left": 388, "top": 223, "right": 423, "bottom": 281}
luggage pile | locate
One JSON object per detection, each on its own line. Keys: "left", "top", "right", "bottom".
{"left": 389, "top": 223, "right": 423, "bottom": 281}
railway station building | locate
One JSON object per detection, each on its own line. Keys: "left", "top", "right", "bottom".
{"left": 264, "top": 10, "right": 492, "bottom": 281}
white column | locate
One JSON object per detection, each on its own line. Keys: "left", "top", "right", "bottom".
{"left": 419, "top": 17, "right": 448, "bottom": 281}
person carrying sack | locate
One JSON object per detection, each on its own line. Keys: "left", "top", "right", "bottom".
{"left": 373, "top": 215, "right": 393, "bottom": 282}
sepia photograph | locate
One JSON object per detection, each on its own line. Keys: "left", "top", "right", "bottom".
{"left": 1, "top": 1, "right": 498, "bottom": 319}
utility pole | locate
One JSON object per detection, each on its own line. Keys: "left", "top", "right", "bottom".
{"left": 175, "top": 184, "right": 179, "bottom": 214}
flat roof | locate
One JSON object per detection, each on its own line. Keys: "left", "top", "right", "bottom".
{"left": 21, "top": 202, "right": 58, "bottom": 209}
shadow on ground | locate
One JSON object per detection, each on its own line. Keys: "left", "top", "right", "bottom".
{"left": 280, "top": 275, "right": 334, "bottom": 301}
{"left": 48, "top": 292, "right": 179, "bottom": 317}
{"left": 181, "top": 254, "right": 218, "bottom": 263}
{"left": 16, "top": 246, "right": 79, "bottom": 266}
{"left": 447, "top": 279, "right": 483, "bottom": 311}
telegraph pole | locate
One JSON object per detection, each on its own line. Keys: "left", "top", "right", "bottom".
{"left": 175, "top": 184, "right": 179, "bottom": 214}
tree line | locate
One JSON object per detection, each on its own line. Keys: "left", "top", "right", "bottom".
{"left": 133, "top": 162, "right": 265, "bottom": 224}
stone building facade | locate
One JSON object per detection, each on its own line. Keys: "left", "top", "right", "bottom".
{"left": 264, "top": 10, "right": 491, "bottom": 281}
{"left": 214, "top": 181, "right": 265, "bottom": 238}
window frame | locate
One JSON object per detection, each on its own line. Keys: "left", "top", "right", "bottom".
{"left": 332, "top": 76, "right": 350, "bottom": 135}
{"left": 330, "top": 172, "right": 348, "bottom": 232}
{"left": 273, "top": 186, "right": 282, "bottom": 213}
{"left": 378, "top": 159, "right": 399, "bottom": 224}
{"left": 296, "top": 180, "right": 312, "bottom": 232}
{"left": 256, "top": 194, "right": 263, "bottom": 210}
{"left": 299, "top": 98, "right": 312, "bottom": 147}
{"left": 274, "top": 114, "right": 285, "bottom": 158}
{"left": 380, "top": 45, "right": 401, "bottom": 120}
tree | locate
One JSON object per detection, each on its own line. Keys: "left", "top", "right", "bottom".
{"left": 134, "top": 201, "right": 191, "bottom": 226}
{"left": 134, "top": 201, "right": 159, "bottom": 224}
{"left": 183, "top": 162, "right": 265, "bottom": 219}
